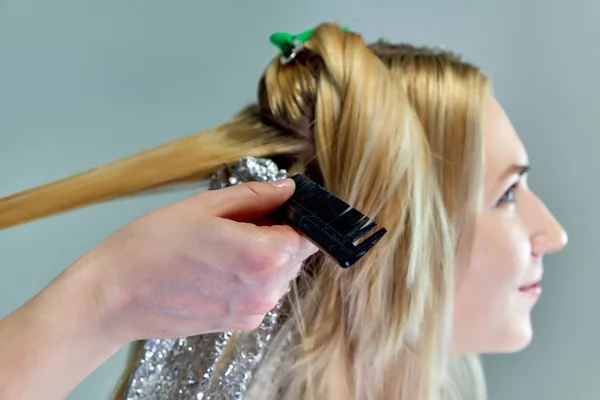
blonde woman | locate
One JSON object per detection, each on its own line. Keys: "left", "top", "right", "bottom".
{"left": 0, "top": 23, "right": 566, "bottom": 400}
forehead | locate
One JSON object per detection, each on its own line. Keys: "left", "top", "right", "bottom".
{"left": 482, "top": 95, "right": 529, "bottom": 183}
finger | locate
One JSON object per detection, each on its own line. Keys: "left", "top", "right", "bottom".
{"left": 191, "top": 179, "right": 296, "bottom": 222}
{"left": 247, "top": 214, "right": 280, "bottom": 227}
{"left": 260, "top": 225, "right": 319, "bottom": 262}
{"left": 210, "top": 220, "right": 319, "bottom": 278}
{"left": 237, "top": 223, "right": 319, "bottom": 268}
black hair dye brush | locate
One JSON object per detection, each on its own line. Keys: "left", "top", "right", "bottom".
{"left": 222, "top": 164, "right": 387, "bottom": 268}
{"left": 279, "top": 174, "right": 387, "bottom": 268}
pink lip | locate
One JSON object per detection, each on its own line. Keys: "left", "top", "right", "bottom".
{"left": 519, "top": 281, "right": 542, "bottom": 297}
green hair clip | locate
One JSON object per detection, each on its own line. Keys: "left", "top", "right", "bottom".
{"left": 269, "top": 25, "right": 349, "bottom": 64}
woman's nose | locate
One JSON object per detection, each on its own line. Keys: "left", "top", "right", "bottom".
{"left": 530, "top": 197, "right": 568, "bottom": 258}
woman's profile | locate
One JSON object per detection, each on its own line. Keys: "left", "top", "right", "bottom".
{"left": 0, "top": 23, "right": 567, "bottom": 400}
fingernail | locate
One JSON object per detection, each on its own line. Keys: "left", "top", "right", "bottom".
{"left": 270, "top": 178, "right": 293, "bottom": 188}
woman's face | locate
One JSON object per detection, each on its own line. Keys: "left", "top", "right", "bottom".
{"left": 451, "top": 94, "right": 568, "bottom": 355}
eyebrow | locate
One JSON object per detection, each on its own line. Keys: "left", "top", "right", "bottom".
{"left": 499, "top": 164, "right": 530, "bottom": 182}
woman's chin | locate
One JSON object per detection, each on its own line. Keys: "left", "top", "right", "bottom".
{"left": 452, "top": 318, "right": 534, "bottom": 356}
{"left": 490, "top": 318, "right": 534, "bottom": 354}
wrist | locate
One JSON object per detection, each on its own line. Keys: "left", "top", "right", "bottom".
{"left": 51, "top": 255, "right": 130, "bottom": 351}
{"left": 68, "top": 249, "right": 136, "bottom": 347}
{"left": 0, "top": 261, "right": 124, "bottom": 399}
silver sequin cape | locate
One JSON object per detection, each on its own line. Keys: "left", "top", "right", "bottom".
{"left": 121, "top": 157, "right": 291, "bottom": 400}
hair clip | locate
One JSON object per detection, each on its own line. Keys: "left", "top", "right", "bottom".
{"left": 269, "top": 24, "right": 350, "bottom": 64}
{"left": 222, "top": 161, "right": 386, "bottom": 268}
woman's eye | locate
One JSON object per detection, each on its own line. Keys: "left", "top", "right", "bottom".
{"left": 498, "top": 183, "right": 518, "bottom": 204}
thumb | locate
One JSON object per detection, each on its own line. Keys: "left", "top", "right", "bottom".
{"left": 195, "top": 178, "right": 295, "bottom": 221}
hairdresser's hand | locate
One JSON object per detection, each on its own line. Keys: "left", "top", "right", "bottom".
{"left": 75, "top": 178, "right": 318, "bottom": 344}
{"left": 0, "top": 178, "right": 317, "bottom": 400}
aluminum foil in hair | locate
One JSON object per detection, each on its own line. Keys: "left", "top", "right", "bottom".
{"left": 209, "top": 157, "right": 288, "bottom": 190}
{"left": 122, "top": 157, "right": 290, "bottom": 400}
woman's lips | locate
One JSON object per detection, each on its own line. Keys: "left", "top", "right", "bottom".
{"left": 519, "top": 281, "right": 542, "bottom": 297}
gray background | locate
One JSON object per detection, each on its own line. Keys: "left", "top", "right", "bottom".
{"left": 0, "top": 1, "right": 597, "bottom": 399}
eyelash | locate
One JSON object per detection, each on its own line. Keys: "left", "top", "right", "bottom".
{"left": 498, "top": 182, "right": 519, "bottom": 204}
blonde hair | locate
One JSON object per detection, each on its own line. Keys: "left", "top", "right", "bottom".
{"left": 0, "top": 23, "right": 490, "bottom": 399}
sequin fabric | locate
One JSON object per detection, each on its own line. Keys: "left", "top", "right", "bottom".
{"left": 122, "top": 157, "right": 290, "bottom": 400}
